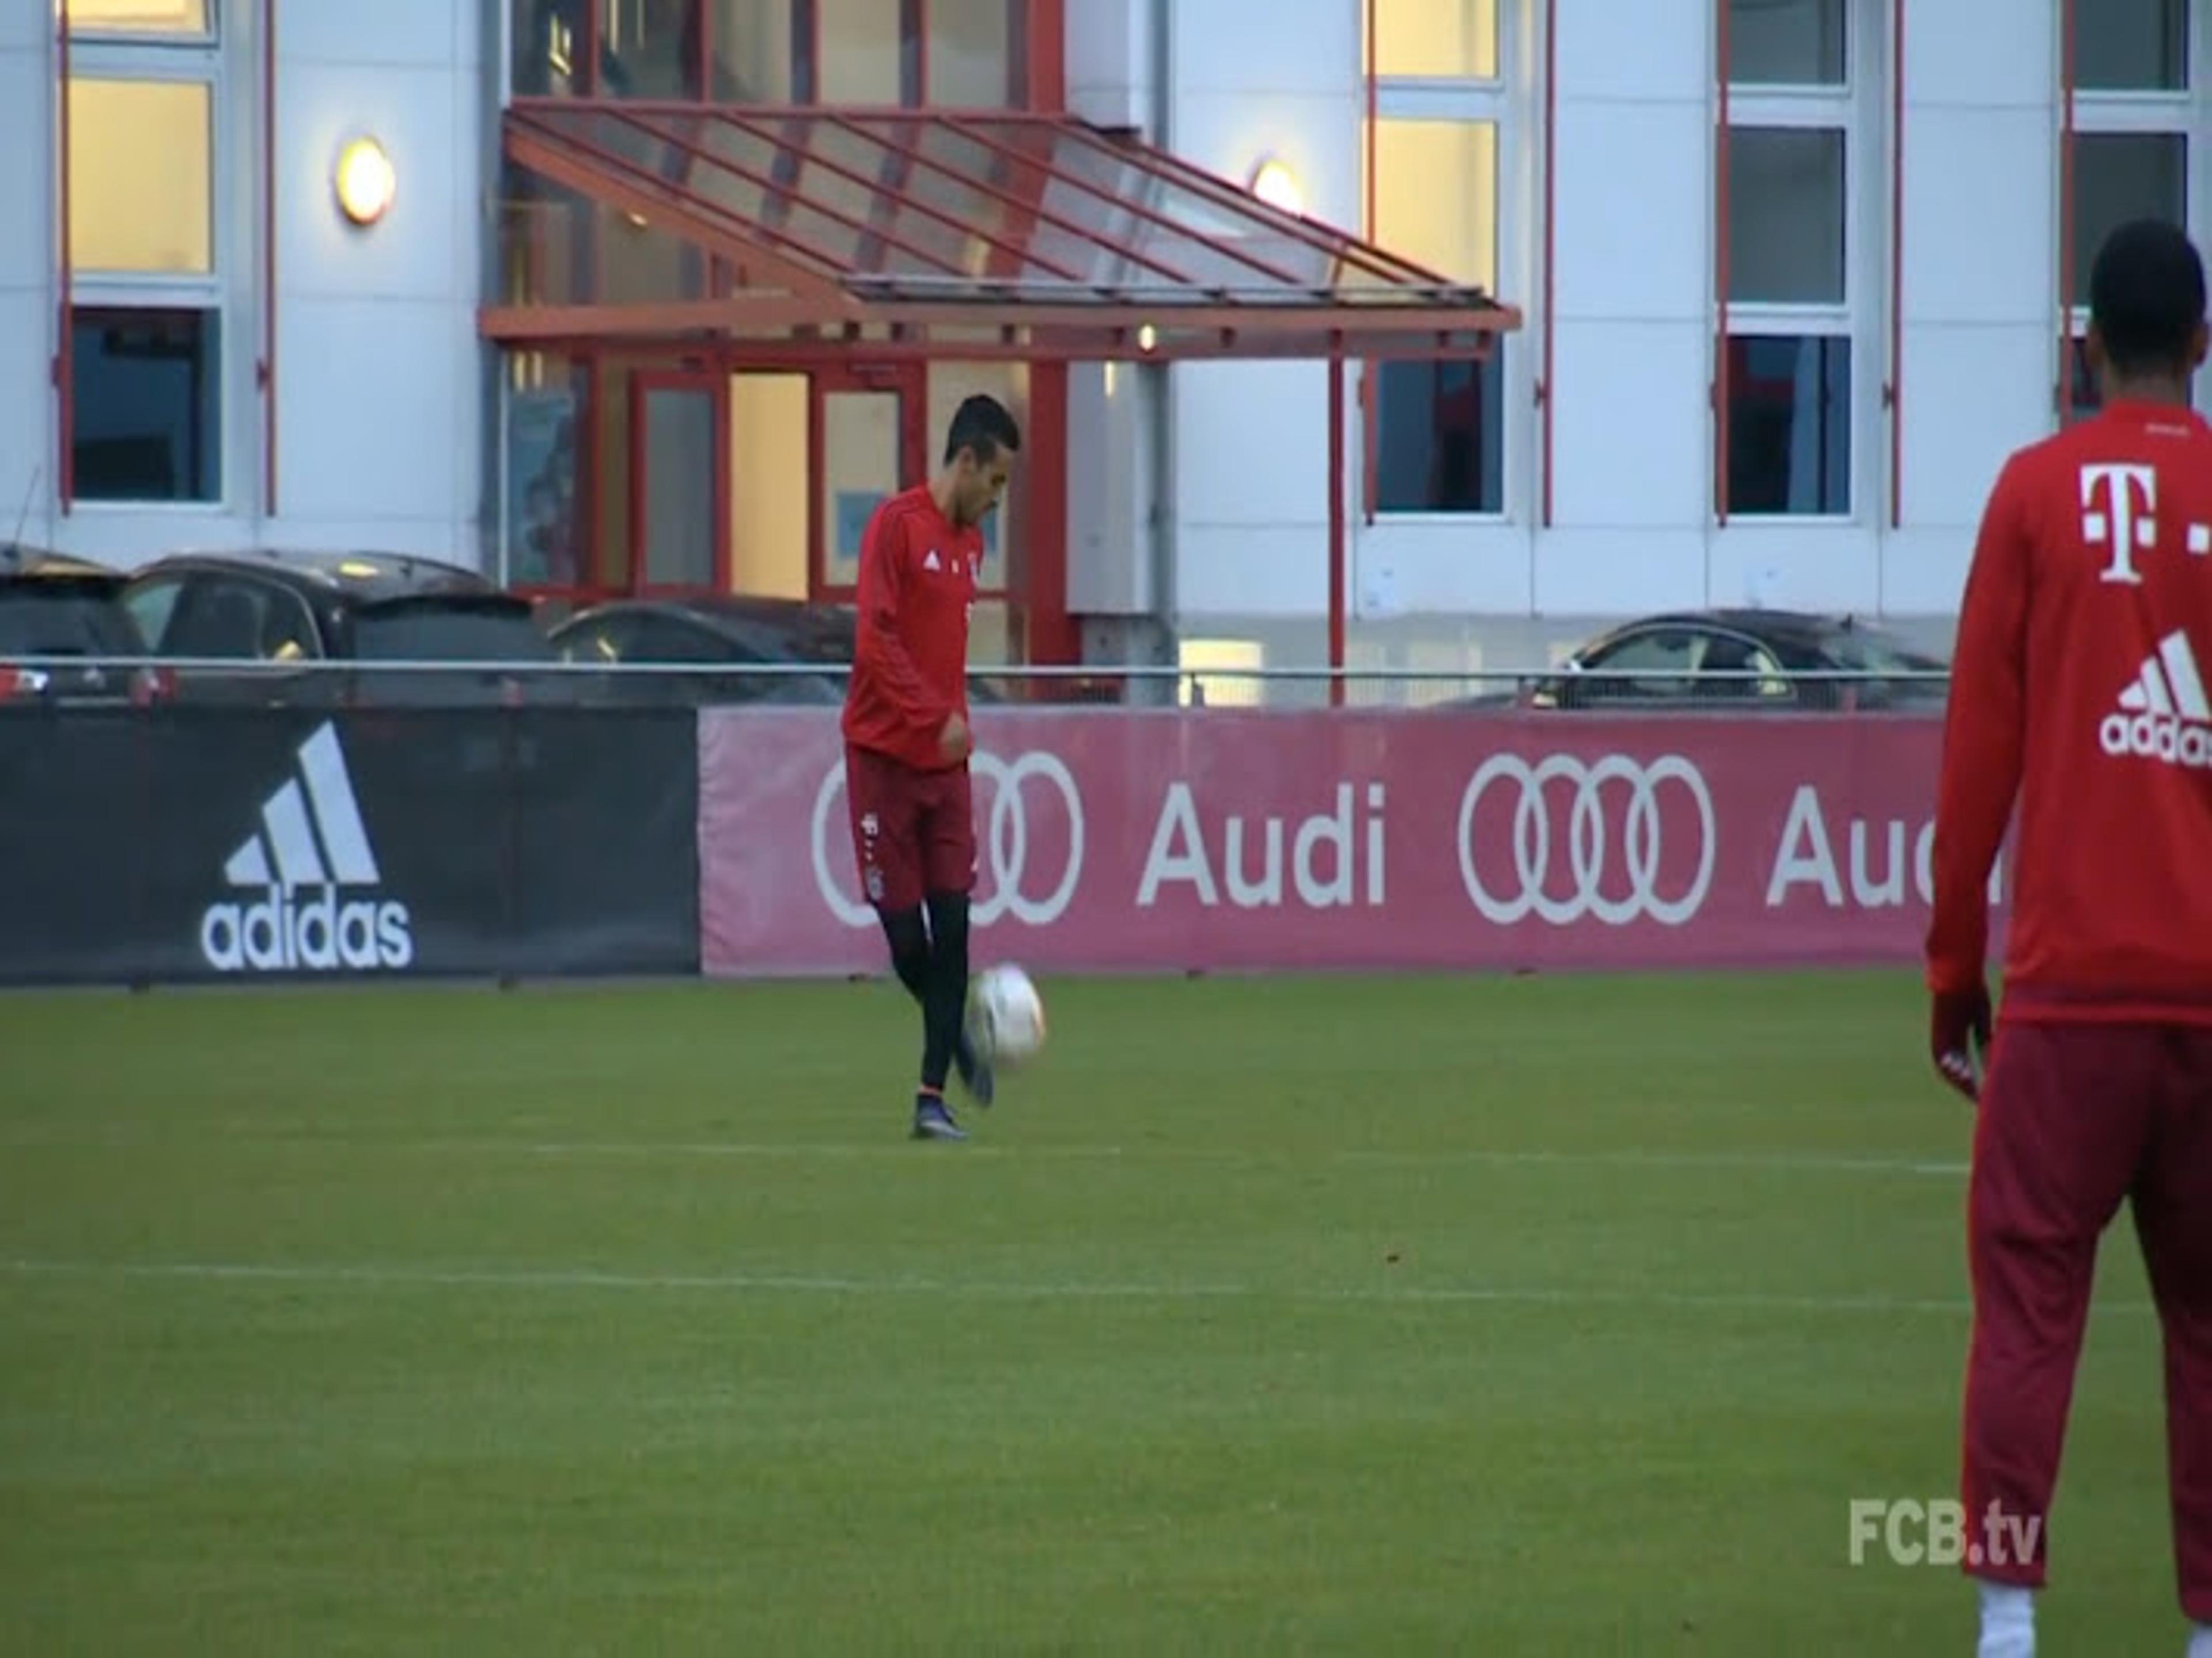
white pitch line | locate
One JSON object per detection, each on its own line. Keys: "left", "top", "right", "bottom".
{"left": 1, "top": 1257, "right": 2138, "bottom": 1319}
{"left": 513, "top": 1141, "right": 1970, "bottom": 1178}
{"left": 0, "top": 1131, "right": 1971, "bottom": 1179}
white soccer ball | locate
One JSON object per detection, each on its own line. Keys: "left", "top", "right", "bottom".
{"left": 969, "top": 963, "right": 1047, "bottom": 1067}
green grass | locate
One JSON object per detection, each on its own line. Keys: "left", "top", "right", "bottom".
{"left": 0, "top": 971, "right": 2184, "bottom": 1654}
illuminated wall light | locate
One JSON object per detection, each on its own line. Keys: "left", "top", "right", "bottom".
{"left": 1248, "top": 157, "right": 1305, "bottom": 217}
{"left": 334, "top": 136, "right": 396, "bottom": 227}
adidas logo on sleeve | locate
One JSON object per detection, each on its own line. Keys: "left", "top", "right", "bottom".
{"left": 2101, "top": 630, "right": 2212, "bottom": 773}
{"left": 199, "top": 722, "right": 414, "bottom": 972}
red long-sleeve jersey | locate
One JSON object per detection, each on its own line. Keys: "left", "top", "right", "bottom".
{"left": 1927, "top": 399, "right": 2212, "bottom": 1024}
{"left": 840, "top": 484, "right": 981, "bottom": 774}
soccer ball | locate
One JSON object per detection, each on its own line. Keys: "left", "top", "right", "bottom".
{"left": 968, "top": 963, "right": 1047, "bottom": 1067}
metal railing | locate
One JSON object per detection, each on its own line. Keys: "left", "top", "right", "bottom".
{"left": 0, "top": 654, "right": 1956, "bottom": 713}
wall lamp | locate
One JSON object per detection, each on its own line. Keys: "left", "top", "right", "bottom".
{"left": 1248, "top": 157, "right": 1305, "bottom": 217}
{"left": 334, "top": 136, "right": 396, "bottom": 227}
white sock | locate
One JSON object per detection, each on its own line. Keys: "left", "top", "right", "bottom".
{"left": 2186, "top": 1621, "right": 2212, "bottom": 1658}
{"left": 1977, "top": 1581, "right": 2035, "bottom": 1658}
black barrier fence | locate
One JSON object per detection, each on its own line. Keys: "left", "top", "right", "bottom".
{"left": 0, "top": 707, "right": 700, "bottom": 985}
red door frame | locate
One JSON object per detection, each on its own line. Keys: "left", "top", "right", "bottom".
{"left": 626, "top": 367, "right": 732, "bottom": 597}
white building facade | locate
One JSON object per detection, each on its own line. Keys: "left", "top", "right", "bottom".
{"left": 2, "top": 1, "right": 2206, "bottom": 677}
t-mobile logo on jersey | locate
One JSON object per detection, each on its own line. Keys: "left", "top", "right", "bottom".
{"left": 2081, "top": 463, "right": 2158, "bottom": 586}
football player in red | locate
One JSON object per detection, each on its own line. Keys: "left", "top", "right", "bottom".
{"left": 1928, "top": 218, "right": 2212, "bottom": 1657}
{"left": 842, "top": 395, "right": 1020, "bottom": 1141}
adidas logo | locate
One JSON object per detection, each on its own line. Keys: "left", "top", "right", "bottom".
{"left": 2100, "top": 631, "right": 2212, "bottom": 773}
{"left": 199, "top": 722, "right": 414, "bottom": 973}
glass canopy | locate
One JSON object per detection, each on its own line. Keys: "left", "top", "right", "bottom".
{"left": 488, "top": 100, "right": 1519, "bottom": 361}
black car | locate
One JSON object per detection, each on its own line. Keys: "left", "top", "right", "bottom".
{"left": 0, "top": 567, "right": 160, "bottom": 707}
{"left": 1473, "top": 610, "right": 1951, "bottom": 713}
{"left": 122, "top": 549, "right": 565, "bottom": 705}
{"left": 0, "top": 543, "right": 116, "bottom": 578}
{"left": 550, "top": 595, "right": 1016, "bottom": 707}
{"left": 550, "top": 596, "right": 847, "bottom": 706}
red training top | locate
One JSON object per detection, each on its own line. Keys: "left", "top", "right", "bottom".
{"left": 842, "top": 483, "right": 982, "bottom": 774}
{"left": 1927, "top": 400, "right": 2212, "bottom": 1024}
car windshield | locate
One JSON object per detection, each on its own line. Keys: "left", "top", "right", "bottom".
{"left": 351, "top": 600, "right": 553, "bottom": 663}
{"left": 0, "top": 588, "right": 141, "bottom": 656}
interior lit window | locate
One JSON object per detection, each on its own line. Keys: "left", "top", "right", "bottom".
{"left": 65, "top": 0, "right": 210, "bottom": 34}
{"left": 68, "top": 78, "right": 213, "bottom": 275}
{"left": 1372, "top": 119, "right": 1498, "bottom": 292}
{"left": 1370, "top": 0, "right": 1498, "bottom": 81}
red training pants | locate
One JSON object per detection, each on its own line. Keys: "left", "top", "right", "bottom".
{"left": 1962, "top": 1019, "right": 2212, "bottom": 1617}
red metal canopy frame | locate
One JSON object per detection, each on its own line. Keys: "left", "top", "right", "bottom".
{"left": 484, "top": 100, "right": 1523, "bottom": 701}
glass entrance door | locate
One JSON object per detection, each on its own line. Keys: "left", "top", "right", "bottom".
{"left": 628, "top": 370, "right": 726, "bottom": 593}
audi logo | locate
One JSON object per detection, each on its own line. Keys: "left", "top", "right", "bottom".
{"left": 809, "top": 750, "right": 1087, "bottom": 928}
{"left": 1456, "top": 754, "right": 1716, "bottom": 926}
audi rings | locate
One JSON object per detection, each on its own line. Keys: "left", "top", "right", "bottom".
{"left": 810, "top": 751, "right": 1086, "bottom": 929}
{"left": 1456, "top": 753, "right": 1716, "bottom": 926}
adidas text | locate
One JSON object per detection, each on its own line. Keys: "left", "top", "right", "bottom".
{"left": 200, "top": 722, "right": 414, "bottom": 974}
{"left": 200, "top": 887, "right": 414, "bottom": 972}
{"left": 2100, "top": 710, "right": 2212, "bottom": 771}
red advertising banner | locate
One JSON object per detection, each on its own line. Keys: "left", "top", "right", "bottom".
{"left": 698, "top": 708, "right": 1999, "bottom": 977}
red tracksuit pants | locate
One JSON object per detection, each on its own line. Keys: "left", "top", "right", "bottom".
{"left": 1962, "top": 1020, "right": 2212, "bottom": 1618}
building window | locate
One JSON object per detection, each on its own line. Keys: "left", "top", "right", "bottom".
{"left": 926, "top": 0, "right": 1016, "bottom": 108}
{"left": 72, "top": 308, "right": 221, "bottom": 502}
{"left": 1719, "top": 0, "right": 1862, "bottom": 520}
{"left": 1728, "top": 0, "right": 1844, "bottom": 88}
{"left": 2066, "top": 3, "right": 2201, "bottom": 411}
{"left": 1369, "top": 0, "right": 1498, "bottom": 80}
{"left": 63, "top": 8, "right": 226, "bottom": 506}
{"left": 513, "top": 0, "right": 1024, "bottom": 107}
{"left": 2075, "top": 0, "right": 2190, "bottom": 90}
{"left": 64, "top": 0, "right": 211, "bottom": 35}
{"left": 68, "top": 78, "right": 214, "bottom": 274}
{"left": 1724, "top": 335, "right": 1850, "bottom": 515}
{"left": 1366, "top": 2, "right": 1512, "bottom": 518}
{"left": 2071, "top": 133, "right": 2189, "bottom": 305}
{"left": 1727, "top": 127, "right": 1844, "bottom": 305}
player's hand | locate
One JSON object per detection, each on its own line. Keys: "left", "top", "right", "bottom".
{"left": 938, "top": 712, "right": 972, "bottom": 763}
{"left": 1929, "top": 983, "right": 1993, "bottom": 1103}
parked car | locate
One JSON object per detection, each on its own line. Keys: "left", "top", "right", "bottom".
{"left": 550, "top": 596, "right": 847, "bottom": 706}
{"left": 550, "top": 595, "right": 1017, "bottom": 707}
{"left": 0, "top": 567, "right": 161, "bottom": 707}
{"left": 759, "top": 600, "right": 1012, "bottom": 705}
{"left": 1457, "top": 610, "right": 1952, "bottom": 713}
{"left": 122, "top": 549, "right": 569, "bottom": 705}
{"left": 0, "top": 543, "right": 116, "bottom": 578}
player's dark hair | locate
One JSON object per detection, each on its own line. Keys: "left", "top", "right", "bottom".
{"left": 943, "top": 395, "right": 1021, "bottom": 467}
{"left": 2089, "top": 218, "right": 2207, "bottom": 379}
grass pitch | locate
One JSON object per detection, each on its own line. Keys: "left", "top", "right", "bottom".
{"left": 0, "top": 971, "right": 2181, "bottom": 1654}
